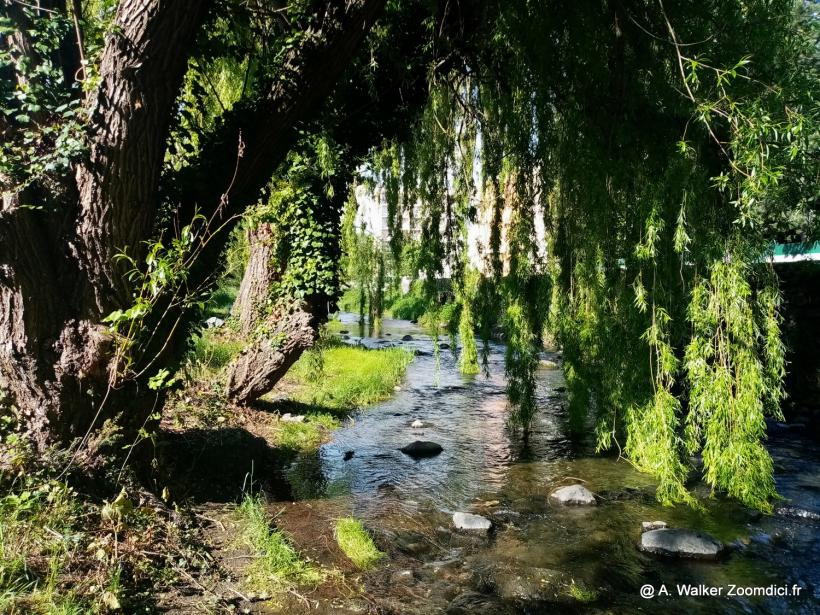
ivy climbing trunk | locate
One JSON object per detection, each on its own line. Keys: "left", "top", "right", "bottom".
{"left": 227, "top": 299, "right": 327, "bottom": 405}
{"left": 226, "top": 222, "right": 328, "bottom": 404}
{"left": 232, "top": 223, "right": 278, "bottom": 337}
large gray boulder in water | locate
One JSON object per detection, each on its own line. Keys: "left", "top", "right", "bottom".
{"left": 639, "top": 528, "right": 724, "bottom": 559}
{"left": 549, "top": 484, "right": 596, "bottom": 505}
{"left": 400, "top": 440, "right": 443, "bottom": 458}
{"left": 452, "top": 512, "right": 492, "bottom": 532}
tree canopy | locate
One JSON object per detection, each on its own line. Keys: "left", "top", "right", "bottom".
{"left": 1, "top": 0, "right": 818, "bottom": 512}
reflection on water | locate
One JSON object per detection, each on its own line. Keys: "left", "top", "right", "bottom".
{"left": 283, "top": 313, "right": 820, "bottom": 614}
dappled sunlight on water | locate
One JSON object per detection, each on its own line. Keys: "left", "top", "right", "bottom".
{"left": 273, "top": 313, "right": 820, "bottom": 614}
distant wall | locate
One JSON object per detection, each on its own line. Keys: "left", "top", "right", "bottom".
{"left": 778, "top": 263, "right": 820, "bottom": 418}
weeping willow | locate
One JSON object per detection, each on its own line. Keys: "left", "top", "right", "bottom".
{"left": 365, "top": 0, "right": 817, "bottom": 510}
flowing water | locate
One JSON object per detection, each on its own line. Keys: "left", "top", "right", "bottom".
{"left": 280, "top": 314, "right": 820, "bottom": 614}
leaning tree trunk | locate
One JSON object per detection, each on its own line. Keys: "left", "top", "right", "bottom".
{"left": 225, "top": 221, "right": 326, "bottom": 405}
{"left": 227, "top": 298, "right": 326, "bottom": 405}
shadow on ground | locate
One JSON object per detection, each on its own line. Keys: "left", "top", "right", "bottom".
{"left": 155, "top": 427, "right": 298, "bottom": 503}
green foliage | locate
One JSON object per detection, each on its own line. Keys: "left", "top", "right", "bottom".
{"left": 286, "top": 345, "right": 412, "bottom": 411}
{"left": 251, "top": 135, "right": 345, "bottom": 306}
{"left": 365, "top": 0, "right": 818, "bottom": 509}
{"left": 333, "top": 517, "right": 384, "bottom": 569}
{"left": 0, "top": 7, "right": 85, "bottom": 196}
{"left": 236, "top": 495, "right": 322, "bottom": 592}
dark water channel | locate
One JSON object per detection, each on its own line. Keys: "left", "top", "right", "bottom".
{"left": 280, "top": 314, "right": 820, "bottom": 614}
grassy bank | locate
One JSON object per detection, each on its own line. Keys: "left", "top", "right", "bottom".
{"left": 235, "top": 495, "right": 322, "bottom": 594}
{"left": 0, "top": 285, "right": 413, "bottom": 612}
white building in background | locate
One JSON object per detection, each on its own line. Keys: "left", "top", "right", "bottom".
{"left": 352, "top": 181, "right": 548, "bottom": 279}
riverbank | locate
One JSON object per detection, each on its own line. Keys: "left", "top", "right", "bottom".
{"left": 2, "top": 314, "right": 819, "bottom": 614}
{"left": 0, "top": 326, "right": 413, "bottom": 613}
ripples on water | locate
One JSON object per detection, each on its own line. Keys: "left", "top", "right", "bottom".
{"left": 284, "top": 314, "right": 820, "bottom": 614}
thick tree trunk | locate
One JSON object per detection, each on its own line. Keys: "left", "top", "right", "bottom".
{"left": 0, "top": 0, "right": 388, "bottom": 450}
{"left": 232, "top": 223, "right": 278, "bottom": 336}
{"left": 1, "top": 0, "right": 210, "bottom": 450}
{"left": 227, "top": 299, "right": 326, "bottom": 405}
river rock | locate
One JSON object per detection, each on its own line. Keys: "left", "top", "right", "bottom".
{"left": 641, "top": 520, "right": 668, "bottom": 532}
{"left": 400, "top": 441, "right": 443, "bottom": 458}
{"left": 539, "top": 359, "right": 559, "bottom": 369}
{"left": 492, "top": 567, "right": 567, "bottom": 602}
{"left": 447, "top": 591, "right": 513, "bottom": 615}
{"left": 402, "top": 334, "right": 414, "bottom": 341}
{"left": 204, "top": 316, "right": 224, "bottom": 328}
{"left": 453, "top": 512, "right": 492, "bottom": 532}
{"left": 639, "top": 528, "right": 724, "bottom": 559}
{"left": 338, "top": 330, "right": 349, "bottom": 334}
{"left": 439, "top": 342, "right": 451, "bottom": 350}
{"left": 550, "top": 484, "right": 596, "bottom": 505}
{"left": 410, "top": 419, "right": 425, "bottom": 428}
{"left": 280, "top": 413, "right": 305, "bottom": 423}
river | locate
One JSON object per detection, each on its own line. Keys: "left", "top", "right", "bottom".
{"left": 278, "top": 313, "right": 820, "bottom": 614}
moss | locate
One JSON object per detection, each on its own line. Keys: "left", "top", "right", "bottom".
{"left": 568, "top": 581, "right": 598, "bottom": 603}
{"left": 333, "top": 517, "right": 384, "bottom": 569}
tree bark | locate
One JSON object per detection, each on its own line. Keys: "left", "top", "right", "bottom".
{"left": 232, "top": 223, "right": 278, "bottom": 337}
{"left": 1, "top": 0, "right": 388, "bottom": 451}
{"left": 227, "top": 299, "right": 325, "bottom": 405}
{"left": 1, "top": 0, "right": 210, "bottom": 450}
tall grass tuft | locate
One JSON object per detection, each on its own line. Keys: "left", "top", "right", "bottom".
{"left": 333, "top": 517, "right": 384, "bottom": 569}
{"left": 236, "top": 495, "right": 322, "bottom": 592}
{"left": 287, "top": 346, "right": 412, "bottom": 411}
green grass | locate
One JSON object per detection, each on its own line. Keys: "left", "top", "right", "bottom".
{"left": 333, "top": 517, "right": 384, "bottom": 569}
{"left": 190, "top": 331, "right": 244, "bottom": 371}
{"left": 569, "top": 580, "right": 599, "bottom": 603}
{"left": 286, "top": 345, "right": 412, "bottom": 411}
{"left": 236, "top": 495, "right": 322, "bottom": 593}
{"left": 0, "top": 478, "right": 98, "bottom": 614}
{"left": 277, "top": 414, "right": 340, "bottom": 451}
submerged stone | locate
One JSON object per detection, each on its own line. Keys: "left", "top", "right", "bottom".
{"left": 492, "top": 566, "right": 567, "bottom": 602}
{"left": 447, "top": 591, "right": 512, "bottom": 615}
{"left": 402, "top": 334, "right": 414, "bottom": 341}
{"left": 452, "top": 511, "right": 492, "bottom": 532}
{"left": 400, "top": 440, "right": 443, "bottom": 458}
{"left": 550, "top": 484, "right": 596, "bottom": 505}
{"left": 639, "top": 528, "right": 724, "bottom": 559}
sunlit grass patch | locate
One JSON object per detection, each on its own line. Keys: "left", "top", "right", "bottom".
{"left": 569, "top": 580, "right": 598, "bottom": 603}
{"left": 277, "top": 414, "right": 340, "bottom": 451}
{"left": 286, "top": 345, "right": 412, "bottom": 411}
{"left": 236, "top": 495, "right": 322, "bottom": 593}
{"left": 333, "top": 517, "right": 384, "bottom": 570}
